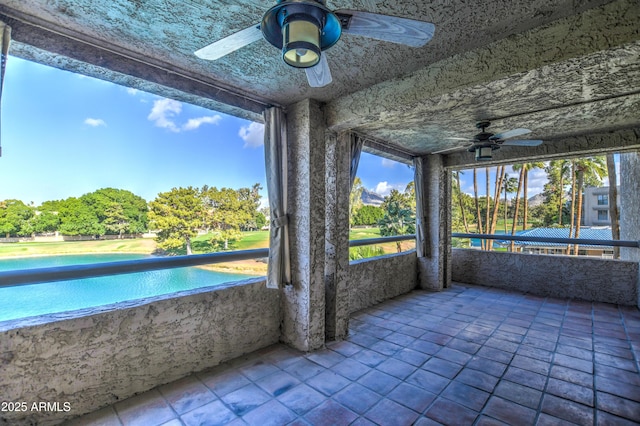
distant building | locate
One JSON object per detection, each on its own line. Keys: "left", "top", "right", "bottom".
{"left": 582, "top": 186, "right": 620, "bottom": 226}
{"left": 499, "top": 227, "right": 614, "bottom": 258}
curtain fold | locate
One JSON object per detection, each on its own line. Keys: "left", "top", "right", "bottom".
{"left": 349, "top": 133, "right": 364, "bottom": 188}
{"left": 0, "top": 21, "right": 11, "bottom": 158}
{"left": 414, "top": 156, "right": 429, "bottom": 257}
{"left": 263, "top": 107, "right": 291, "bottom": 288}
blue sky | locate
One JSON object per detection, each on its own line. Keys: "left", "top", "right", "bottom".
{"left": 1, "top": 56, "right": 415, "bottom": 206}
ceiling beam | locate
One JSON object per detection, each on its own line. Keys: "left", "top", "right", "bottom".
{"left": 0, "top": 8, "right": 274, "bottom": 122}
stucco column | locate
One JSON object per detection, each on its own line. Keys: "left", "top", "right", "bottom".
{"left": 281, "top": 99, "right": 327, "bottom": 351}
{"left": 416, "top": 155, "right": 452, "bottom": 290}
{"left": 324, "top": 131, "right": 351, "bottom": 340}
{"left": 619, "top": 151, "right": 640, "bottom": 308}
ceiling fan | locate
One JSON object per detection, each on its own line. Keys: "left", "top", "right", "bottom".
{"left": 433, "top": 121, "right": 543, "bottom": 161}
{"left": 194, "top": 0, "right": 435, "bottom": 88}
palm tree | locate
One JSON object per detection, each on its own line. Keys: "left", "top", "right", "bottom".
{"left": 349, "top": 177, "right": 364, "bottom": 229}
{"left": 453, "top": 171, "right": 470, "bottom": 233}
{"left": 488, "top": 166, "right": 506, "bottom": 241}
{"left": 473, "top": 168, "right": 485, "bottom": 249}
{"left": 502, "top": 175, "right": 518, "bottom": 234}
{"left": 514, "top": 161, "right": 545, "bottom": 231}
{"left": 567, "top": 160, "right": 577, "bottom": 254}
{"left": 606, "top": 153, "right": 620, "bottom": 258}
{"left": 509, "top": 165, "right": 525, "bottom": 252}
{"left": 573, "top": 156, "right": 607, "bottom": 254}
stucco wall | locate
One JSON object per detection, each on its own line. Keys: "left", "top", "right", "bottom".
{"left": 452, "top": 249, "right": 638, "bottom": 305}
{"left": 0, "top": 278, "right": 280, "bottom": 426}
{"left": 349, "top": 251, "right": 418, "bottom": 313}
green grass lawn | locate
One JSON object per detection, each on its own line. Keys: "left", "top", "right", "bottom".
{"left": 0, "top": 238, "right": 157, "bottom": 257}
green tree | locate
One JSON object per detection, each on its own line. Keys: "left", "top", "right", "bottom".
{"left": 81, "top": 188, "right": 148, "bottom": 234}
{"left": 516, "top": 161, "right": 545, "bottom": 231}
{"left": 572, "top": 156, "right": 607, "bottom": 254}
{"left": 349, "top": 177, "right": 364, "bottom": 228}
{"left": 453, "top": 171, "right": 470, "bottom": 233}
{"left": 379, "top": 189, "right": 416, "bottom": 252}
{"left": 0, "top": 200, "right": 35, "bottom": 237}
{"left": 353, "top": 205, "right": 384, "bottom": 226}
{"left": 103, "top": 202, "right": 129, "bottom": 238}
{"left": 502, "top": 175, "right": 518, "bottom": 234}
{"left": 149, "top": 187, "right": 203, "bottom": 255}
{"left": 58, "top": 197, "right": 104, "bottom": 237}
{"left": 202, "top": 186, "right": 256, "bottom": 250}
{"left": 32, "top": 211, "right": 60, "bottom": 234}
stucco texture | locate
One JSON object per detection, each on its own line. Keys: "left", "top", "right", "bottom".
{"left": 349, "top": 251, "right": 418, "bottom": 313}
{"left": 0, "top": 279, "right": 280, "bottom": 425}
{"left": 452, "top": 249, "right": 638, "bottom": 305}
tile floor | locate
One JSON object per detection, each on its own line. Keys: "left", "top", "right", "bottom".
{"left": 65, "top": 284, "right": 640, "bottom": 426}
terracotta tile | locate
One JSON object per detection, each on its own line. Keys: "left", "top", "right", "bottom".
{"left": 241, "top": 399, "right": 296, "bottom": 426}
{"left": 558, "top": 335, "right": 593, "bottom": 351}
{"left": 596, "top": 391, "right": 640, "bottom": 422}
{"left": 456, "top": 330, "right": 489, "bottom": 345}
{"left": 409, "top": 339, "right": 443, "bottom": 355}
{"left": 358, "top": 369, "right": 402, "bottom": 395}
{"left": 240, "top": 360, "right": 279, "bottom": 381}
{"left": 398, "top": 324, "right": 429, "bottom": 338}
{"left": 384, "top": 331, "right": 417, "bottom": 346}
{"left": 553, "top": 353, "right": 594, "bottom": 374}
{"left": 255, "top": 370, "right": 300, "bottom": 397}
{"left": 348, "top": 331, "right": 381, "bottom": 348}
{"left": 595, "top": 364, "right": 640, "bottom": 386}
{"left": 595, "top": 352, "right": 638, "bottom": 372}
{"left": 65, "top": 406, "right": 122, "bottom": 426}
{"left": 593, "top": 342, "right": 634, "bottom": 359}
{"left": 283, "top": 358, "right": 325, "bottom": 381}
{"left": 424, "top": 398, "right": 478, "bottom": 425}
{"left": 180, "top": 399, "right": 237, "bottom": 426}
{"left": 455, "top": 368, "right": 499, "bottom": 392}
{"left": 199, "top": 369, "right": 251, "bottom": 398}
{"left": 332, "top": 358, "right": 371, "bottom": 381}
{"left": 597, "top": 410, "right": 640, "bottom": 426}
{"left": 350, "top": 348, "right": 388, "bottom": 367}
{"left": 395, "top": 348, "right": 431, "bottom": 367}
{"left": 596, "top": 376, "right": 640, "bottom": 403}
{"left": 220, "top": 384, "right": 271, "bottom": 416}
{"left": 422, "top": 357, "right": 463, "bottom": 379}
{"left": 483, "top": 396, "right": 536, "bottom": 425}
{"left": 503, "top": 366, "right": 547, "bottom": 391}
{"left": 484, "top": 337, "right": 520, "bottom": 353}
{"left": 541, "top": 394, "right": 594, "bottom": 425}
{"left": 493, "top": 380, "right": 542, "bottom": 409}
{"left": 466, "top": 356, "right": 508, "bottom": 378}
{"left": 446, "top": 338, "right": 481, "bottom": 354}
{"left": 476, "top": 346, "right": 514, "bottom": 364}
{"left": 376, "top": 357, "right": 417, "bottom": 380}
{"left": 546, "top": 377, "right": 594, "bottom": 407}
{"left": 306, "top": 370, "right": 350, "bottom": 396}
{"left": 333, "top": 383, "right": 381, "bottom": 414}
{"left": 536, "top": 413, "right": 578, "bottom": 426}
{"left": 305, "top": 348, "right": 345, "bottom": 368}
{"left": 549, "top": 365, "right": 594, "bottom": 388}
{"left": 435, "top": 347, "right": 473, "bottom": 365}
{"left": 511, "top": 354, "right": 551, "bottom": 376}
{"left": 406, "top": 369, "right": 451, "bottom": 394}
{"left": 474, "top": 415, "right": 510, "bottom": 425}
{"left": 159, "top": 375, "right": 216, "bottom": 415}
{"left": 420, "top": 331, "right": 453, "bottom": 345}
{"left": 303, "top": 400, "right": 358, "bottom": 426}
{"left": 387, "top": 383, "right": 436, "bottom": 413}
{"left": 114, "top": 390, "right": 176, "bottom": 426}
{"left": 326, "top": 340, "right": 362, "bottom": 357}
{"left": 441, "top": 381, "right": 489, "bottom": 411}
{"left": 277, "top": 384, "right": 325, "bottom": 415}
{"left": 516, "top": 345, "right": 553, "bottom": 363}
{"left": 365, "top": 398, "right": 419, "bottom": 426}
{"left": 556, "top": 343, "right": 593, "bottom": 361}
{"left": 522, "top": 335, "right": 558, "bottom": 351}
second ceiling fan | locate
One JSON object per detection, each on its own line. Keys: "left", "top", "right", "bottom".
{"left": 195, "top": 0, "right": 435, "bottom": 87}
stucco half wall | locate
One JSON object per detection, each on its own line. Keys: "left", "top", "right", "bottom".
{"left": 452, "top": 249, "right": 638, "bottom": 305}
{"left": 349, "top": 251, "right": 418, "bottom": 313}
{"left": 0, "top": 278, "right": 281, "bottom": 426}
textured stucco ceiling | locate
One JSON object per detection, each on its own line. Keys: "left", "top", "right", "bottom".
{"left": 1, "top": 0, "right": 639, "bottom": 163}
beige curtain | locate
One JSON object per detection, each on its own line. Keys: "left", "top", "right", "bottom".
{"left": 349, "top": 133, "right": 364, "bottom": 188}
{"left": 263, "top": 107, "right": 291, "bottom": 288}
{"left": 414, "top": 156, "right": 429, "bottom": 257}
{"left": 0, "top": 21, "right": 11, "bottom": 157}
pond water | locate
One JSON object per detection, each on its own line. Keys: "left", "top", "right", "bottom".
{"left": 0, "top": 254, "right": 259, "bottom": 322}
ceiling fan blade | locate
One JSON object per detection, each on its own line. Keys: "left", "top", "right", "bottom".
{"left": 305, "top": 54, "right": 332, "bottom": 87}
{"left": 336, "top": 10, "right": 435, "bottom": 47}
{"left": 446, "top": 137, "right": 471, "bottom": 141}
{"left": 501, "top": 139, "right": 543, "bottom": 147}
{"left": 195, "top": 24, "right": 262, "bottom": 61}
{"left": 490, "top": 128, "right": 531, "bottom": 140}
{"left": 432, "top": 144, "right": 470, "bottom": 155}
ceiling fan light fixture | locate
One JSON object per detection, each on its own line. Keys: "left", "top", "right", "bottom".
{"left": 262, "top": 1, "right": 342, "bottom": 68}
{"left": 282, "top": 14, "right": 321, "bottom": 68}
{"left": 474, "top": 145, "right": 494, "bottom": 161}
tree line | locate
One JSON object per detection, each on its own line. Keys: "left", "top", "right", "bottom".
{"left": 0, "top": 184, "right": 266, "bottom": 254}
{"left": 451, "top": 155, "right": 617, "bottom": 256}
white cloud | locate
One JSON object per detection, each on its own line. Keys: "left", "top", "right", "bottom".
{"left": 84, "top": 118, "right": 106, "bottom": 127}
{"left": 381, "top": 158, "right": 397, "bottom": 168}
{"left": 148, "top": 98, "right": 182, "bottom": 132}
{"left": 183, "top": 115, "right": 222, "bottom": 131}
{"left": 126, "top": 87, "right": 139, "bottom": 96}
{"left": 239, "top": 122, "right": 265, "bottom": 148}
{"left": 374, "top": 181, "right": 402, "bottom": 196}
